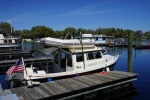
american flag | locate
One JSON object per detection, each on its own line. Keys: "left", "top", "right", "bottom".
{"left": 6, "top": 58, "right": 25, "bottom": 75}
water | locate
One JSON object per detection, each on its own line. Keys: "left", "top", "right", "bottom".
{"left": 1, "top": 43, "right": 150, "bottom": 99}
{"left": 114, "top": 47, "right": 150, "bottom": 100}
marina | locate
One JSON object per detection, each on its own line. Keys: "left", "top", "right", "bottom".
{"left": 0, "top": 70, "right": 138, "bottom": 100}
{"left": 0, "top": 0, "right": 150, "bottom": 99}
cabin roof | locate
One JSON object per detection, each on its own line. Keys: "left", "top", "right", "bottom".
{"left": 69, "top": 46, "right": 102, "bottom": 53}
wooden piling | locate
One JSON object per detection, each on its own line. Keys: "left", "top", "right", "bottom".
{"left": 128, "top": 33, "right": 133, "bottom": 72}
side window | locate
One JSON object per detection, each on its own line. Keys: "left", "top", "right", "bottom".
{"left": 67, "top": 54, "right": 72, "bottom": 66}
{"left": 87, "top": 52, "right": 94, "bottom": 60}
{"left": 94, "top": 51, "right": 102, "bottom": 59}
{"left": 76, "top": 53, "right": 83, "bottom": 62}
{"left": 87, "top": 51, "right": 102, "bottom": 60}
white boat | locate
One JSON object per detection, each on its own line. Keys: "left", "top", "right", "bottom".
{"left": 6, "top": 37, "right": 119, "bottom": 88}
{"left": 74, "top": 34, "right": 115, "bottom": 45}
{"left": 0, "top": 34, "right": 21, "bottom": 48}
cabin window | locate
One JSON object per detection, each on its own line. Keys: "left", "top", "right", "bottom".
{"left": 67, "top": 54, "right": 72, "bottom": 66}
{"left": 76, "top": 53, "right": 83, "bottom": 62}
{"left": 102, "top": 37, "right": 106, "bottom": 40}
{"left": 54, "top": 53, "right": 58, "bottom": 64}
{"left": 87, "top": 52, "right": 94, "bottom": 60}
{"left": 61, "top": 52, "right": 66, "bottom": 67}
{"left": 4, "top": 40, "right": 7, "bottom": 43}
{"left": 96, "top": 37, "right": 98, "bottom": 40}
{"left": 93, "top": 51, "right": 102, "bottom": 59}
{"left": 87, "top": 51, "right": 102, "bottom": 60}
{"left": 9, "top": 40, "right": 12, "bottom": 43}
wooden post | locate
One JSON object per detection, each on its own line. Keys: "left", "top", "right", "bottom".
{"left": 128, "top": 33, "right": 133, "bottom": 72}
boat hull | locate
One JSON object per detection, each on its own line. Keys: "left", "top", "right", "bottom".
{"left": 28, "top": 62, "right": 116, "bottom": 83}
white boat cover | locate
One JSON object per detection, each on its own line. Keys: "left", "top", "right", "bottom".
{"left": 40, "top": 37, "right": 95, "bottom": 48}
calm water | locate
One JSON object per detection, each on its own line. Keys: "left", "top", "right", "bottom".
{"left": 114, "top": 48, "right": 150, "bottom": 100}
{"left": 0, "top": 43, "right": 150, "bottom": 99}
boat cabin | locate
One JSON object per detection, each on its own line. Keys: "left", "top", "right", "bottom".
{"left": 32, "top": 46, "right": 104, "bottom": 74}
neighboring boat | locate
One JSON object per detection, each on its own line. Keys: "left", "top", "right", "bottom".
{"left": 6, "top": 37, "right": 119, "bottom": 88}
{"left": 74, "top": 34, "right": 115, "bottom": 45}
{"left": 0, "top": 34, "right": 21, "bottom": 48}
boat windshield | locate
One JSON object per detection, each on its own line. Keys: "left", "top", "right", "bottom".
{"left": 31, "top": 47, "right": 58, "bottom": 59}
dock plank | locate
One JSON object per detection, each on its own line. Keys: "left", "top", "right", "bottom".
{"left": 97, "top": 73, "right": 123, "bottom": 80}
{"left": 40, "top": 83, "right": 55, "bottom": 96}
{"left": 86, "top": 73, "right": 112, "bottom": 84}
{"left": 110, "top": 70, "right": 138, "bottom": 77}
{"left": 55, "top": 80, "right": 76, "bottom": 91}
{"left": 43, "top": 81, "right": 70, "bottom": 95}
{"left": 107, "top": 72, "right": 131, "bottom": 79}
{"left": 73, "top": 75, "right": 100, "bottom": 86}
{"left": 22, "top": 86, "right": 44, "bottom": 100}
{"left": 34, "top": 86, "right": 50, "bottom": 98}
{"left": 56, "top": 78, "right": 89, "bottom": 91}
{"left": 11, "top": 87, "right": 34, "bottom": 100}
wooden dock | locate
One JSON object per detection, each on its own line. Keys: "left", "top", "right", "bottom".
{"left": 134, "top": 45, "right": 150, "bottom": 49}
{"left": 0, "top": 70, "right": 138, "bottom": 100}
{"left": 0, "top": 52, "right": 32, "bottom": 60}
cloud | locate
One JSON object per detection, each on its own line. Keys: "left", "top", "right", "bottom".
{"left": 59, "top": 4, "right": 99, "bottom": 16}
{"left": 12, "top": 10, "right": 50, "bottom": 23}
{"left": 58, "top": 2, "right": 137, "bottom": 17}
{"left": 59, "top": 8, "right": 119, "bottom": 17}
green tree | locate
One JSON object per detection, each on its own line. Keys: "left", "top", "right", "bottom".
{"left": 135, "top": 30, "right": 143, "bottom": 41}
{"left": 21, "top": 29, "right": 31, "bottom": 39}
{"left": 85, "top": 29, "right": 96, "bottom": 35}
{"left": 144, "top": 31, "right": 150, "bottom": 39}
{"left": 95, "top": 28, "right": 104, "bottom": 35}
{"left": 0, "top": 22, "right": 11, "bottom": 36}
{"left": 30, "top": 26, "right": 54, "bottom": 39}
{"left": 54, "top": 30, "right": 63, "bottom": 38}
{"left": 77, "top": 28, "right": 87, "bottom": 34}
{"left": 63, "top": 27, "right": 76, "bottom": 39}
{"left": 14, "top": 30, "right": 22, "bottom": 35}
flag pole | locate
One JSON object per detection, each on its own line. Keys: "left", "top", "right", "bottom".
{"left": 10, "top": 18, "right": 12, "bottom": 38}
{"left": 21, "top": 57, "right": 27, "bottom": 76}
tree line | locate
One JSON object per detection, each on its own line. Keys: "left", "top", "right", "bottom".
{"left": 0, "top": 22, "right": 150, "bottom": 40}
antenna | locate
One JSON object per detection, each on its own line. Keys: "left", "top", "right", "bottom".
{"left": 10, "top": 18, "right": 12, "bottom": 37}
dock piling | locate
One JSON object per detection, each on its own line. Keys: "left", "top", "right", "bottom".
{"left": 128, "top": 33, "right": 133, "bottom": 72}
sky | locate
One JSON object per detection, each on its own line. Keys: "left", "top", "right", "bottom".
{"left": 0, "top": 0, "right": 150, "bottom": 32}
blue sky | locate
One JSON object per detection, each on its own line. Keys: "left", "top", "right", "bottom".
{"left": 0, "top": 0, "right": 150, "bottom": 32}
